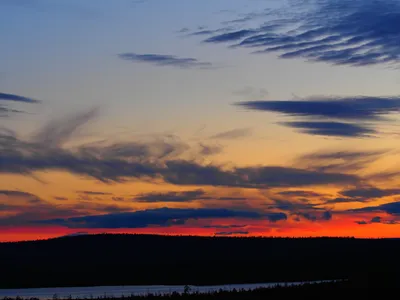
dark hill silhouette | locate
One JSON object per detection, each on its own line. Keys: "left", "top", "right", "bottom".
{"left": 0, "top": 234, "right": 399, "bottom": 288}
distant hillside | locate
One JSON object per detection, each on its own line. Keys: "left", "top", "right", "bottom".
{"left": 0, "top": 234, "right": 399, "bottom": 288}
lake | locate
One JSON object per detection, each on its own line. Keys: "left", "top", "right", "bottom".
{"left": 0, "top": 281, "right": 335, "bottom": 299}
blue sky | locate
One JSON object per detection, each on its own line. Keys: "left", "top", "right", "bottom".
{"left": 3, "top": 0, "right": 399, "bottom": 138}
{"left": 1, "top": 0, "right": 400, "bottom": 240}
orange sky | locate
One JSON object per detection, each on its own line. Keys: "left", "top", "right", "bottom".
{"left": 2, "top": 0, "right": 400, "bottom": 242}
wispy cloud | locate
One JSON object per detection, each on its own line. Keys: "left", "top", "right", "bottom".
{"left": 135, "top": 190, "right": 208, "bottom": 203}
{"left": 235, "top": 96, "right": 400, "bottom": 138}
{"left": 0, "top": 93, "right": 40, "bottom": 104}
{"left": 210, "top": 128, "right": 252, "bottom": 140}
{"left": 0, "top": 190, "right": 42, "bottom": 203}
{"left": 236, "top": 97, "right": 400, "bottom": 121}
{"left": 341, "top": 187, "right": 400, "bottom": 199}
{"left": 0, "top": 110, "right": 362, "bottom": 188}
{"left": 296, "top": 149, "right": 387, "bottom": 173}
{"left": 281, "top": 121, "right": 375, "bottom": 138}
{"left": 0, "top": 190, "right": 81, "bottom": 226}
{"left": 118, "top": 53, "right": 213, "bottom": 69}
{"left": 77, "top": 191, "right": 113, "bottom": 196}
{"left": 33, "top": 108, "right": 99, "bottom": 148}
{"left": 195, "top": 0, "right": 400, "bottom": 68}
{"left": 277, "top": 190, "right": 327, "bottom": 198}
{"left": 0, "top": 92, "right": 40, "bottom": 117}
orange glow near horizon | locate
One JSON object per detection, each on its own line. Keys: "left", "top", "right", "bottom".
{"left": 2, "top": 211, "right": 399, "bottom": 243}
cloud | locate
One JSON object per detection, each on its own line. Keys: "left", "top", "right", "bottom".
{"left": 296, "top": 149, "right": 386, "bottom": 173}
{"left": 0, "top": 92, "right": 40, "bottom": 117}
{"left": 0, "top": 191, "right": 81, "bottom": 226}
{"left": 268, "top": 198, "right": 321, "bottom": 212}
{"left": 0, "top": 93, "right": 40, "bottom": 104}
{"left": 36, "top": 207, "right": 266, "bottom": 228}
{"left": 198, "top": 143, "right": 223, "bottom": 156}
{"left": 0, "top": 190, "right": 42, "bottom": 203}
{"left": 351, "top": 201, "right": 400, "bottom": 215}
{"left": 235, "top": 97, "right": 400, "bottom": 121}
{"left": 0, "top": 110, "right": 361, "bottom": 188}
{"left": 281, "top": 121, "right": 375, "bottom": 138}
{"left": 203, "top": 224, "right": 247, "bottom": 229}
{"left": 356, "top": 220, "right": 368, "bottom": 225}
{"left": 292, "top": 211, "right": 332, "bottom": 222}
{"left": 266, "top": 212, "right": 288, "bottom": 222}
{"left": 0, "top": 139, "right": 360, "bottom": 189}
{"left": 135, "top": 189, "right": 208, "bottom": 203}
{"left": 0, "top": 189, "right": 135, "bottom": 227}
{"left": 325, "top": 197, "right": 358, "bottom": 204}
{"left": 217, "top": 197, "right": 248, "bottom": 201}
{"left": 204, "top": 30, "right": 256, "bottom": 43}
{"left": 235, "top": 96, "right": 400, "bottom": 138}
{"left": 77, "top": 191, "right": 114, "bottom": 196}
{"left": 277, "top": 190, "right": 326, "bottom": 198}
{"left": 339, "top": 187, "right": 400, "bottom": 202}
{"left": 196, "top": 0, "right": 400, "bottom": 68}
{"left": 355, "top": 216, "right": 398, "bottom": 225}
{"left": 210, "top": 128, "right": 252, "bottom": 140}
{"left": 370, "top": 216, "right": 382, "bottom": 223}
{"left": 33, "top": 108, "right": 99, "bottom": 148}
{"left": 163, "top": 161, "right": 359, "bottom": 188}
{"left": 118, "top": 53, "right": 213, "bottom": 69}
{"left": 326, "top": 186, "right": 400, "bottom": 204}
{"left": 322, "top": 211, "right": 332, "bottom": 220}
{"left": 215, "top": 231, "right": 249, "bottom": 236}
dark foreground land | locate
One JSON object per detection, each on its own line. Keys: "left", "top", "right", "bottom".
{"left": 1, "top": 281, "right": 399, "bottom": 299}
{"left": 1, "top": 234, "right": 400, "bottom": 289}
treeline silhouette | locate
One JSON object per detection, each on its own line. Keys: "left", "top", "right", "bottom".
{"left": 1, "top": 280, "right": 399, "bottom": 299}
{"left": 1, "top": 234, "right": 399, "bottom": 288}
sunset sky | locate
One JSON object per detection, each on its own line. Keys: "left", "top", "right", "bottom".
{"left": 1, "top": 0, "right": 400, "bottom": 242}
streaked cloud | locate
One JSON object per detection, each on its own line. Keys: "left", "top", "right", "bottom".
{"left": 0, "top": 190, "right": 42, "bottom": 203}
{"left": 351, "top": 201, "right": 400, "bottom": 215}
{"left": 77, "top": 191, "right": 114, "bottom": 196}
{"left": 336, "top": 187, "right": 400, "bottom": 203}
{"left": 118, "top": 53, "right": 213, "bottom": 69}
{"left": 195, "top": 0, "right": 400, "bottom": 68}
{"left": 277, "top": 190, "right": 327, "bottom": 198}
{"left": 210, "top": 128, "right": 252, "bottom": 140}
{"left": 281, "top": 121, "right": 375, "bottom": 138}
{"left": 295, "top": 149, "right": 387, "bottom": 173}
{"left": 0, "top": 92, "right": 40, "bottom": 117}
{"left": 235, "top": 96, "right": 400, "bottom": 138}
{"left": 135, "top": 189, "right": 208, "bottom": 203}
{"left": 0, "top": 111, "right": 362, "bottom": 187}
{"left": 235, "top": 97, "right": 400, "bottom": 121}
{"left": 0, "top": 93, "right": 39, "bottom": 104}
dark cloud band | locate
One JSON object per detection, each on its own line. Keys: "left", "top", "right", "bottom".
{"left": 195, "top": 0, "right": 400, "bottom": 68}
